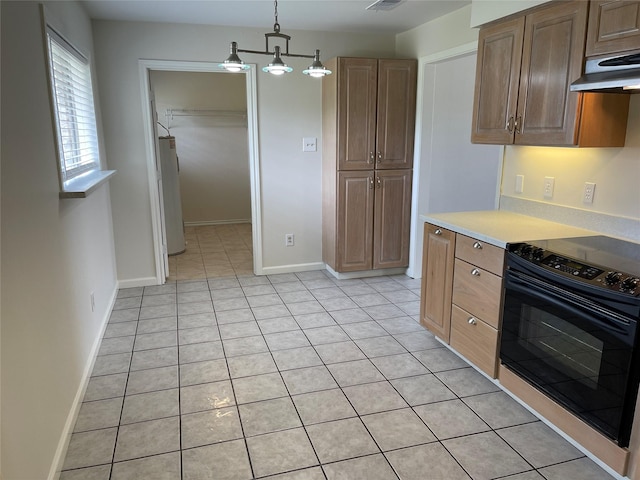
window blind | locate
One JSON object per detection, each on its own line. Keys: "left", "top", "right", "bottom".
{"left": 46, "top": 28, "right": 100, "bottom": 182}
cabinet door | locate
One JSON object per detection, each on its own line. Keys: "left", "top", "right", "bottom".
{"left": 373, "top": 169, "right": 412, "bottom": 269}
{"left": 420, "top": 224, "right": 455, "bottom": 342}
{"left": 471, "top": 16, "right": 525, "bottom": 144}
{"left": 337, "top": 58, "right": 378, "bottom": 170}
{"left": 376, "top": 59, "right": 417, "bottom": 169}
{"left": 337, "top": 171, "right": 374, "bottom": 271}
{"left": 450, "top": 305, "right": 499, "bottom": 378}
{"left": 516, "top": 1, "right": 588, "bottom": 145}
{"left": 586, "top": 0, "right": 640, "bottom": 56}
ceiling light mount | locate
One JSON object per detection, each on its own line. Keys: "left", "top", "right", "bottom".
{"left": 219, "top": 0, "right": 331, "bottom": 77}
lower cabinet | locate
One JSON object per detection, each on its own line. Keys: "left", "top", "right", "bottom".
{"left": 327, "top": 169, "right": 412, "bottom": 272}
{"left": 420, "top": 223, "right": 505, "bottom": 378}
{"left": 450, "top": 305, "right": 500, "bottom": 376}
{"left": 420, "top": 224, "right": 455, "bottom": 342}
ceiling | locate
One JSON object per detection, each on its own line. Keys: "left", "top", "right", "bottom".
{"left": 82, "top": 0, "right": 470, "bottom": 34}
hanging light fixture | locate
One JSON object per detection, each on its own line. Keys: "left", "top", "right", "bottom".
{"left": 219, "top": 0, "right": 332, "bottom": 78}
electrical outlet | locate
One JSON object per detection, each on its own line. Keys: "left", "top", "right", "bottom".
{"left": 543, "top": 176, "right": 555, "bottom": 198}
{"left": 515, "top": 175, "right": 524, "bottom": 194}
{"left": 583, "top": 182, "right": 596, "bottom": 204}
{"left": 285, "top": 234, "right": 294, "bottom": 246}
{"left": 90, "top": 292, "right": 95, "bottom": 312}
{"left": 302, "top": 137, "right": 317, "bottom": 152}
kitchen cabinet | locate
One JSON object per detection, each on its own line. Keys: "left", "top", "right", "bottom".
{"left": 586, "top": 0, "right": 640, "bottom": 56}
{"left": 322, "top": 57, "right": 416, "bottom": 273}
{"left": 450, "top": 235, "right": 504, "bottom": 378}
{"left": 471, "top": 0, "right": 629, "bottom": 147}
{"left": 331, "top": 169, "right": 412, "bottom": 272}
{"left": 420, "top": 224, "right": 456, "bottom": 342}
{"left": 419, "top": 224, "right": 505, "bottom": 377}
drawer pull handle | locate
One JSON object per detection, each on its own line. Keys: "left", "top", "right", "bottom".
{"left": 468, "top": 317, "right": 477, "bottom": 325}
{"left": 471, "top": 268, "right": 481, "bottom": 276}
{"left": 473, "top": 241, "right": 483, "bottom": 250}
{"left": 434, "top": 229, "right": 442, "bottom": 235}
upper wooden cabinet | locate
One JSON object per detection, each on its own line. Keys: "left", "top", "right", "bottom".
{"left": 471, "top": 0, "right": 630, "bottom": 147}
{"left": 328, "top": 57, "right": 417, "bottom": 171}
{"left": 586, "top": 0, "right": 640, "bottom": 56}
{"left": 471, "top": 17, "right": 525, "bottom": 145}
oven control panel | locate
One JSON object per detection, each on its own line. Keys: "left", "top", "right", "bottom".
{"left": 509, "top": 243, "right": 640, "bottom": 296}
{"left": 540, "top": 254, "right": 603, "bottom": 280}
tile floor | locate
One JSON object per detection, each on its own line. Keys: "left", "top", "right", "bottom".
{"left": 60, "top": 225, "right": 616, "bottom": 480}
{"left": 168, "top": 224, "right": 253, "bottom": 281}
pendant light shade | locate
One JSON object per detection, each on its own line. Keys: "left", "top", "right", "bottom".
{"left": 262, "top": 46, "right": 293, "bottom": 75}
{"left": 219, "top": 42, "right": 250, "bottom": 72}
{"left": 303, "top": 50, "right": 332, "bottom": 78}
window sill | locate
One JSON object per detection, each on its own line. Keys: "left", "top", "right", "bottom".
{"left": 60, "top": 170, "right": 117, "bottom": 199}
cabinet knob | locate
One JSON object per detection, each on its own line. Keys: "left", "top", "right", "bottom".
{"left": 369, "top": 177, "right": 374, "bottom": 189}
{"left": 376, "top": 152, "right": 382, "bottom": 164}
{"left": 471, "top": 268, "right": 481, "bottom": 276}
{"left": 434, "top": 229, "right": 442, "bottom": 236}
{"left": 473, "top": 241, "right": 483, "bottom": 250}
{"left": 369, "top": 152, "right": 374, "bottom": 164}
{"left": 376, "top": 177, "right": 381, "bottom": 188}
{"left": 468, "top": 317, "right": 477, "bottom": 325}
{"left": 514, "top": 115, "right": 522, "bottom": 134}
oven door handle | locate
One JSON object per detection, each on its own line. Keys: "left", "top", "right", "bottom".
{"left": 506, "top": 270, "right": 636, "bottom": 343}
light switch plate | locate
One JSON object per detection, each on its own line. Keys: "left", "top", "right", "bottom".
{"left": 303, "top": 137, "right": 317, "bottom": 152}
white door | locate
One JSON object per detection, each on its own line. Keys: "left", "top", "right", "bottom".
{"left": 422, "top": 53, "right": 502, "bottom": 213}
{"left": 149, "top": 88, "right": 169, "bottom": 280}
{"left": 409, "top": 51, "right": 503, "bottom": 278}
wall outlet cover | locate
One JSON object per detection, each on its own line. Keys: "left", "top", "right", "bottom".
{"left": 302, "top": 137, "right": 317, "bottom": 152}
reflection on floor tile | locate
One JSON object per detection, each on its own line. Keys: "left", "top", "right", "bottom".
{"left": 59, "top": 224, "right": 616, "bottom": 480}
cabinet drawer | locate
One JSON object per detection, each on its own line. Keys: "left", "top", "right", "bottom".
{"left": 455, "top": 234, "right": 504, "bottom": 276}
{"left": 450, "top": 304, "right": 499, "bottom": 378}
{"left": 452, "top": 259, "right": 502, "bottom": 328}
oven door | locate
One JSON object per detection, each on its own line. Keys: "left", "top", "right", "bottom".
{"left": 501, "top": 267, "right": 639, "bottom": 447}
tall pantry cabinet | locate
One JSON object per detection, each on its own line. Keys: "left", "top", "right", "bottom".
{"left": 322, "top": 57, "right": 417, "bottom": 273}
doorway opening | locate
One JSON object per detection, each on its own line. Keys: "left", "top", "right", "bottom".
{"left": 139, "top": 60, "right": 263, "bottom": 284}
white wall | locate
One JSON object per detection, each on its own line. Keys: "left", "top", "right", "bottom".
{"left": 397, "top": 5, "right": 505, "bottom": 278}
{"left": 501, "top": 96, "right": 640, "bottom": 222}
{"left": 150, "top": 71, "right": 251, "bottom": 225}
{"left": 469, "top": 0, "right": 549, "bottom": 27}
{"left": 396, "top": 5, "right": 478, "bottom": 59}
{"left": 1, "top": 2, "right": 118, "bottom": 479}
{"left": 93, "top": 20, "right": 396, "bottom": 280}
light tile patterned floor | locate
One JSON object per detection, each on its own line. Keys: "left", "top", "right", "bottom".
{"left": 60, "top": 225, "right": 616, "bottom": 479}
{"left": 168, "top": 224, "right": 253, "bottom": 281}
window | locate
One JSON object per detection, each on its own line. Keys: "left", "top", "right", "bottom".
{"left": 45, "top": 26, "right": 102, "bottom": 190}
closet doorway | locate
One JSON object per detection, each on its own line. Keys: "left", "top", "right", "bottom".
{"left": 139, "top": 60, "right": 263, "bottom": 284}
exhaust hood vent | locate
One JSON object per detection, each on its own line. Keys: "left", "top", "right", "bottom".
{"left": 366, "top": 0, "right": 403, "bottom": 12}
{"left": 571, "top": 52, "right": 640, "bottom": 94}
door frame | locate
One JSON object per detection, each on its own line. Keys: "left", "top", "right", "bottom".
{"left": 407, "top": 41, "right": 488, "bottom": 279}
{"left": 138, "top": 59, "right": 263, "bottom": 283}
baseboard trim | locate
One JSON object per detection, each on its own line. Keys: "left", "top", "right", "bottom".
{"left": 325, "top": 266, "right": 407, "bottom": 280}
{"left": 183, "top": 219, "right": 251, "bottom": 227}
{"left": 118, "top": 276, "right": 159, "bottom": 289}
{"left": 259, "top": 262, "right": 326, "bottom": 275}
{"left": 47, "top": 286, "right": 118, "bottom": 480}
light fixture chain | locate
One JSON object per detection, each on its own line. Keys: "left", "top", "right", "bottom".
{"left": 273, "top": 0, "right": 280, "bottom": 33}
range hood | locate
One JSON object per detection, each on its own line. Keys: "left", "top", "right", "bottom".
{"left": 571, "top": 52, "right": 640, "bottom": 94}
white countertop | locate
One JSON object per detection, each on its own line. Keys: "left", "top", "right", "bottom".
{"left": 420, "top": 210, "right": 598, "bottom": 248}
